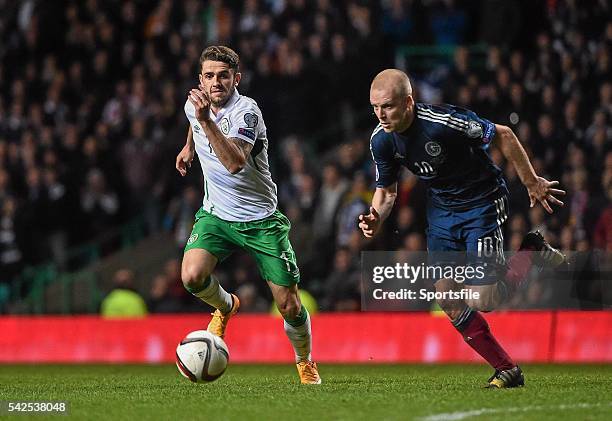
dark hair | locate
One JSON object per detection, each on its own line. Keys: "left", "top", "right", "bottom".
{"left": 199, "top": 46, "right": 240, "bottom": 72}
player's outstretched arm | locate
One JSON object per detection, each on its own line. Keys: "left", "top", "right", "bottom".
{"left": 176, "top": 126, "right": 195, "bottom": 177}
{"left": 188, "top": 88, "right": 251, "bottom": 174}
{"left": 359, "top": 183, "right": 398, "bottom": 238}
{"left": 495, "top": 124, "right": 565, "bottom": 214}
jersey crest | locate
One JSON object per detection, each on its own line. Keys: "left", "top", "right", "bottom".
{"left": 220, "top": 118, "right": 230, "bottom": 135}
{"left": 425, "top": 141, "right": 441, "bottom": 157}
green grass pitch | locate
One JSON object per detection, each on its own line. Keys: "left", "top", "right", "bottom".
{"left": 1, "top": 364, "right": 611, "bottom": 420}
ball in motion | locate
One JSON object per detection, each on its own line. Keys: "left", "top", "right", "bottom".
{"left": 175, "top": 330, "right": 229, "bottom": 382}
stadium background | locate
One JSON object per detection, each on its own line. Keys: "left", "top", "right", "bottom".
{"left": 0, "top": 0, "right": 610, "bottom": 364}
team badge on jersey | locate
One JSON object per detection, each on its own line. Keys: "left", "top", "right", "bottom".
{"left": 187, "top": 233, "right": 198, "bottom": 245}
{"left": 467, "top": 120, "right": 483, "bottom": 138}
{"left": 243, "top": 113, "right": 258, "bottom": 128}
{"left": 220, "top": 118, "right": 230, "bottom": 135}
{"left": 425, "top": 141, "right": 442, "bottom": 157}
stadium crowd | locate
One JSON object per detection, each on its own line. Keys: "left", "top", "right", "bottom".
{"left": 0, "top": 0, "right": 610, "bottom": 313}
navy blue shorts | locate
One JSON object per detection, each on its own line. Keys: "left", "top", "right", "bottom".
{"left": 426, "top": 196, "right": 509, "bottom": 285}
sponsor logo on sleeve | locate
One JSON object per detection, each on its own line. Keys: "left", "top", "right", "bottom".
{"left": 238, "top": 127, "right": 256, "bottom": 141}
{"left": 243, "top": 113, "right": 258, "bottom": 128}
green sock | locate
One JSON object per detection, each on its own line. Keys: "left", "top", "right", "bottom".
{"left": 184, "top": 276, "right": 212, "bottom": 294}
{"left": 283, "top": 305, "right": 308, "bottom": 327}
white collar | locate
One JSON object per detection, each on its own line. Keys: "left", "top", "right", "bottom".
{"left": 211, "top": 89, "right": 240, "bottom": 121}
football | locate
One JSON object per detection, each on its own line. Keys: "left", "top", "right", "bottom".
{"left": 175, "top": 330, "right": 229, "bottom": 382}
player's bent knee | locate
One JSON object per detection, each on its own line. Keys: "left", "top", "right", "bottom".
{"left": 277, "top": 294, "right": 301, "bottom": 320}
{"left": 278, "top": 302, "right": 301, "bottom": 320}
{"left": 181, "top": 265, "right": 210, "bottom": 290}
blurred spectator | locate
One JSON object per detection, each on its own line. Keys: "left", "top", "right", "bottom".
{"left": 0, "top": 196, "right": 24, "bottom": 282}
{"left": 381, "top": 0, "right": 414, "bottom": 44}
{"left": 165, "top": 185, "right": 201, "bottom": 250}
{"left": 560, "top": 226, "right": 575, "bottom": 253}
{"left": 592, "top": 168, "right": 612, "bottom": 251}
{"left": 286, "top": 204, "right": 316, "bottom": 280}
{"left": 335, "top": 172, "right": 372, "bottom": 247}
{"left": 480, "top": 0, "right": 521, "bottom": 46}
{"left": 80, "top": 168, "right": 119, "bottom": 239}
{"left": 402, "top": 232, "right": 426, "bottom": 251}
{"left": 100, "top": 269, "right": 148, "bottom": 318}
{"left": 312, "top": 163, "right": 348, "bottom": 242}
{"left": 148, "top": 274, "right": 182, "bottom": 313}
{"left": 161, "top": 257, "right": 194, "bottom": 307}
{"left": 430, "top": 0, "right": 467, "bottom": 46}
{"left": 236, "top": 283, "right": 269, "bottom": 313}
{"left": 43, "top": 168, "right": 69, "bottom": 268}
{"left": 120, "top": 117, "right": 161, "bottom": 229}
{"left": 568, "top": 169, "right": 589, "bottom": 232}
{"left": 392, "top": 206, "right": 421, "bottom": 249}
{"left": 523, "top": 279, "right": 552, "bottom": 310}
{"left": 320, "top": 247, "right": 360, "bottom": 311}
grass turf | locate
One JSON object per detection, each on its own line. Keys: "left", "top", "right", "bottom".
{"left": 1, "top": 364, "right": 611, "bottom": 420}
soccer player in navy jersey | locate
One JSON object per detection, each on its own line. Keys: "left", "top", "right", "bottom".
{"left": 359, "top": 69, "right": 566, "bottom": 388}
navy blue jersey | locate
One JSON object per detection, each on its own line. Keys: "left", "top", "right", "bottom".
{"left": 370, "top": 103, "right": 508, "bottom": 210}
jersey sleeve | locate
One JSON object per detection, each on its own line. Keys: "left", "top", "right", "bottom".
{"left": 227, "top": 103, "right": 261, "bottom": 145}
{"left": 370, "top": 129, "right": 400, "bottom": 188}
{"left": 419, "top": 104, "right": 496, "bottom": 149}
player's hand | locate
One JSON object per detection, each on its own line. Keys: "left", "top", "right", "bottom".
{"left": 176, "top": 144, "right": 195, "bottom": 177}
{"left": 188, "top": 87, "right": 211, "bottom": 123}
{"left": 526, "top": 177, "right": 565, "bottom": 214}
{"left": 358, "top": 206, "right": 380, "bottom": 238}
